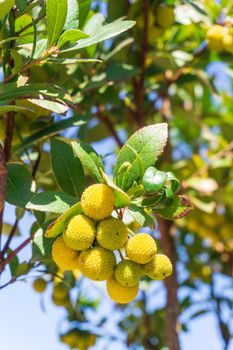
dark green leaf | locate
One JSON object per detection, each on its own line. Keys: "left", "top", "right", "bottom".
{"left": 72, "top": 141, "right": 104, "bottom": 183}
{"left": 31, "top": 223, "right": 55, "bottom": 262}
{"left": 50, "top": 138, "right": 85, "bottom": 198}
{"left": 26, "top": 191, "right": 77, "bottom": 214}
{"left": 0, "top": 105, "right": 35, "bottom": 114}
{"left": 6, "top": 163, "right": 35, "bottom": 208}
{"left": 156, "top": 195, "right": 193, "bottom": 220}
{"left": 15, "top": 0, "right": 27, "bottom": 12}
{"left": 126, "top": 204, "right": 155, "bottom": 228}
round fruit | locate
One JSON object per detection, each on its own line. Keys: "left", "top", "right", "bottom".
{"left": 144, "top": 254, "right": 173, "bottom": 280}
{"left": 125, "top": 233, "right": 157, "bottom": 264}
{"left": 96, "top": 217, "right": 128, "bottom": 250}
{"left": 155, "top": 6, "right": 175, "bottom": 29}
{"left": 206, "top": 25, "right": 225, "bottom": 51}
{"left": 81, "top": 184, "right": 115, "bottom": 221}
{"left": 114, "top": 260, "right": 142, "bottom": 287}
{"left": 63, "top": 214, "right": 96, "bottom": 250}
{"left": 52, "top": 236, "right": 80, "bottom": 271}
{"left": 78, "top": 247, "right": 116, "bottom": 281}
{"left": 33, "top": 278, "right": 47, "bottom": 293}
{"left": 106, "top": 277, "right": 139, "bottom": 304}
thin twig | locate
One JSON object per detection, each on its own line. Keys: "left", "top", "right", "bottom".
{"left": 2, "top": 218, "right": 19, "bottom": 255}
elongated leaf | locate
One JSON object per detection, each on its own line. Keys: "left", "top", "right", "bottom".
{"left": 51, "top": 138, "right": 85, "bottom": 198}
{"left": 13, "top": 116, "right": 86, "bottom": 153}
{"left": 64, "top": 0, "right": 79, "bottom": 30}
{"left": 0, "top": 0, "right": 15, "bottom": 20}
{"left": 125, "top": 204, "right": 155, "bottom": 228}
{"left": 156, "top": 195, "right": 193, "bottom": 220}
{"left": 0, "top": 105, "right": 35, "bottom": 114}
{"left": 48, "top": 57, "right": 102, "bottom": 64}
{"left": 61, "top": 20, "right": 136, "bottom": 52}
{"left": 26, "top": 191, "right": 77, "bottom": 214}
{"left": 114, "top": 124, "right": 168, "bottom": 191}
{"left": 27, "top": 98, "right": 69, "bottom": 114}
{"left": 6, "top": 163, "right": 35, "bottom": 208}
{"left": 57, "top": 29, "right": 89, "bottom": 48}
{"left": 45, "top": 202, "right": 82, "bottom": 238}
{"left": 72, "top": 141, "right": 104, "bottom": 183}
{"left": 46, "top": 0, "right": 68, "bottom": 46}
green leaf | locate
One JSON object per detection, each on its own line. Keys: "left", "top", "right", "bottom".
{"left": 114, "top": 123, "right": 168, "bottom": 191}
{"left": 47, "top": 57, "right": 102, "bottom": 64}
{"left": 13, "top": 116, "right": 86, "bottom": 153}
{"left": 125, "top": 204, "right": 155, "bottom": 228}
{"left": 78, "top": 0, "right": 91, "bottom": 28}
{"left": 15, "top": 0, "right": 27, "bottom": 11}
{"left": 50, "top": 138, "right": 85, "bottom": 199}
{"left": 27, "top": 98, "right": 69, "bottom": 114}
{"left": 46, "top": 0, "right": 68, "bottom": 46}
{"left": 26, "top": 191, "right": 77, "bottom": 214}
{"left": 143, "top": 167, "right": 167, "bottom": 193}
{"left": 45, "top": 202, "right": 82, "bottom": 238}
{"left": 15, "top": 261, "right": 30, "bottom": 277}
{"left": 61, "top": 20, "right": 136, "bottom": 52}
{"left": 156, "top": 195, "right": 193, "bottom": 220}
{"left": 64, "top": 0, "right": 79, "bottom": 30}
{"left": 0, "top": 105, "right": 35, "bottom": 114}
{"left": 0, "top": 0, "right": 15, "bottom": 20}
{"left": 6, "top": 163, "right": 35, "bottom": 208}
{"left": 71, "top": 141, "right": 104, "bottom": 183}
{"left": 57, "top": 29, "right": 89, "bottom": 48}
{"left": 33, "top": 39, "right": 47, "bottom": 59}
{"left": 100, "top": 169, "right": 131, "bottom": 208}
{"left": 31, "top": 223, "right": 55, "bottom": 262}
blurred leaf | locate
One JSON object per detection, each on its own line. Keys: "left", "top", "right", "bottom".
{"left": 46, "top": 0, "right": 68, "bottom": 46}
{"left": 6, "top": 163, "right": 35, "bottom": 208}
{"left": 15, "top": 261, "right": 30, "bottom": 277}
{"left": 15, "top": 0, "right": 27, "bottom": 12}
{"left": 51, "top": 138, "right": 85, "bottom": 198}
{"left": 0, "top": 105, "right": 35, "bottom": 114}
{"left": 0, "top": 0, "right": 15, "bottom": 20}
{"left": 26, "top": 191, "right": 77, "bottom": 214}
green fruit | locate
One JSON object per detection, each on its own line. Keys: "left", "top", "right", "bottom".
{"left": 33, "top": 278, "right": 47, "bottom": 293}
{"left": 96, "top": 217, "right": 128, "bottom": 250}
{"left": 114, "top": 260, "right": 142, "bottom": 287}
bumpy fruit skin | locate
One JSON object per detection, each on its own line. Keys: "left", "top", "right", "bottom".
{"left": 155, "top": 6, "right": 175, "bottom": 29}
{"left": 96, "top": 217, "right": 128, "bottom": 250}
{"left": 78, "top": 247, "right": 116, "bottom": 281}
{"left": 125, "top": 233, "right": 157, "bottom": 264}
{"left": 33, "top": 278, "right": 47, "bottom": 293}
{"left": 114, "top": 260, "right": 142, "bottom": 287}
{"left": 81, "top": 184, "right": 115, "bottom": 221}
{"left": 206, "top": 25, "right": 225, "bottom": 51}
{"left": 144, "top": 254, "right": 173, "bottom": 280}
{"left": 52, "top": 236, "right": 80, "bottom": 271}
{"left": 63, "top": 214, "right": 96, "bottom": 250}
{"left": 106, "top": 277, "right": 139, "bottom": 304}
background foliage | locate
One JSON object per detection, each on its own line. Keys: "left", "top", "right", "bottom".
{"left": 0, "top": 0, "right": 233, "bottom": 350}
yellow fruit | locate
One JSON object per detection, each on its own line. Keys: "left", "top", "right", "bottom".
{"left": 33, "top": 278, "right": 47, "bottom": 293}
{"left": 81, "top": 184, "right": 115, "bottom": 221}
{"left": 114, "top": 260, "right": 142, "bottom": 287}
{"left": 52, "top": 236, "right": 80, "bottom": 271}
{"left": 63, "top": 214, "right": 96, "bottom": 250}
{"left": 155, "top": 6, "right": 175, "bottom": 29}
{"left": 53, "top": 283, "right": 69, "bottom": 300}
{"left": 106, "top": 277, "right": 139, "bottom": 304}
{"left": 206, "top": 25, "right": 225, "bottom": 51}
{"left": 78, "top": 247, "right": 116, "bottom": 281}
{"left": 144, "top": 254, "right": 173, "bottom": 280}
{"left": 223, "top": 33, "right": 233, "bottom": 53}
{"left": 96, "top": 217, "right": 128, "bottom": 250}
{"left": 125, "top": 233, "right": 157, "bottom": 264}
